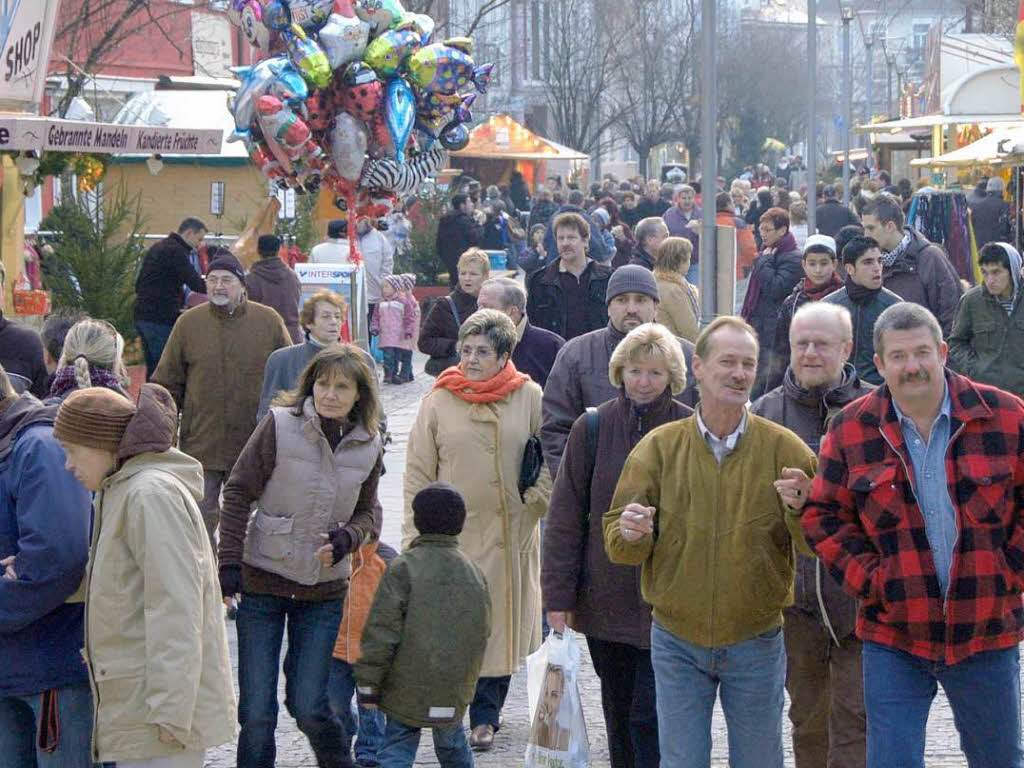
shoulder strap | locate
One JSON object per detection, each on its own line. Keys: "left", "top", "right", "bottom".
{"left": 445, "top": 295, "right": 461, "bottom": 328}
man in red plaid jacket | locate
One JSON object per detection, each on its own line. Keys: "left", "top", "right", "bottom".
{"left": 801, "top": 302, "right": 1024, "bottom": 768}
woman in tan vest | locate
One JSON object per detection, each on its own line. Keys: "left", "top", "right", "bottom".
{"left": 218, "top": 345, "right": 384, "bottom": 768}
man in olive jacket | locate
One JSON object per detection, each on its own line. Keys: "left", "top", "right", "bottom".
{"left": 604, "top": 316, "right": 816, "bottom": 768}
{"left": 152, "top": 253, "right": 291, "bottom": 547}
{"left": 356, "top": 484, "right": 490, "bottom": 765}
{"left": 948, "top": 242, "right": 1024, "bottom": 399}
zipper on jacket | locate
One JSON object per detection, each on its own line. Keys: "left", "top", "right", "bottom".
{"left": 709, "top": 464, "right": 722, "bottom": 648}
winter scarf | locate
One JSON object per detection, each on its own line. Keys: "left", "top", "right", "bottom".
{"left": 433, "top": 360, "right": 530, "bottom": 403}
{"left": 801, "top": 273, "right": 844, "bottom": 302}
{"left": 881, "top": 229, "right": 913, "bottom": 267}
{"left": 845, "top": 277, "right": 882, "bottom": 305}
{"left": 48, "top": 364, "right": 125, "bottom": 401}
{"left": 741, "top": 230, "right": 799, "bottom": 319}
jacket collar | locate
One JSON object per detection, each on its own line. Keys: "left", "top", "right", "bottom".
{"left": 210, "top": 297, "right": 248, "bottom": 320}
{"left": 300, "top": 396, "right": 373, "bottom": 446}
{"left": 653, "top": 269, "right": 690, "bottom": 288}
{"left": 853, "top": 370, "right": 992, "bottom": 451}
{"left": 516, "top": 314, "right": 529, "bottom": 342}
{"left": 0, "top": 392, "right": 53, "bottom": 461}
{"left": 410, "top": 533, "right": 460, "bottom": 548}
{"left": 616, "top": 387, "right": 678, "bottom": 434}
{"left": 603, "top": 322, "right": 627, "bottom": 356}
{"left": 539, "top": 257, "right": 593, "bottom": 286}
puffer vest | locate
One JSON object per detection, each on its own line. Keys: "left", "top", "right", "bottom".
{"left": 243, "top": 399, "right": 382, "bottom": 585}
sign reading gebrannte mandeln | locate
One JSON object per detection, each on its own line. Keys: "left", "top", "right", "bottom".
{"left": 0, "top": 116, "right": 223, "bottom": 155}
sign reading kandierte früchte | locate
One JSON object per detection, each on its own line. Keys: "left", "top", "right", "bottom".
{"left": 0, "top": 116, "right": 223, "bottom": 155}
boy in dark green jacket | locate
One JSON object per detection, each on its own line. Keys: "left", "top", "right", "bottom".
{"left": 355, "top": 484, "right": 490, "bottom": 767}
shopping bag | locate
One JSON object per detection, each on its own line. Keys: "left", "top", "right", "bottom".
{"left": 525, "top": 628, "right": 590, "bottom": 768}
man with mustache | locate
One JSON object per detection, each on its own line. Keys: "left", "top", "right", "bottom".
{"left": 603, "top": 316, "right": 817, "bottom": 767}
{"left": 802, "top": 302, "right": 1024, "bottom": 767}
{"left": 153, "top": 253, "right": 291, "bottom": 550}
{"left": 539, "top": 265, "right": 696, "bottom": 478}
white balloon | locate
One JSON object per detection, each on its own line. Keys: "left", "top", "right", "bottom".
{"left": 318, "top": 13, "right": 371, "bottom": 70}
{"left": 331, "top": 112, "right": 369, "bottom": 181}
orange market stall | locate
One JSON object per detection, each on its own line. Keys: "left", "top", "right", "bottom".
{"left": 449, "top": 114, "right": 589, "bottom": 193}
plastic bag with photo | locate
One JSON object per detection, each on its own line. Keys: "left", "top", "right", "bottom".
{"left": 525, "top": 628, "right": 590, "bottom": 768}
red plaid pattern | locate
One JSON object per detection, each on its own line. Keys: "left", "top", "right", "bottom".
{"left": 802, "top": 371, "right": 1024, "bottom": 665}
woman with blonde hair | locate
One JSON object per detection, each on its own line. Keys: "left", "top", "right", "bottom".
{"left": 218, "top": 344, "right": 384, "bottom": 767}
{"left": 47, "top": 318, "right": 129, "bottom": 403}
{"left": 418, "top": 248, "right": 490, "bottom": 376}
{"left": 404, "top": 308, "right": 550, "bottom": 750}
{"left": 653, "top": 237, "right": 700, "bottom": 342}
{"left": 542, "top": 322, "right": 691, "bottom": 768}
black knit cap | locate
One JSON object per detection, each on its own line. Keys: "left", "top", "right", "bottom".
{"left": 206, "top": 252, "right": 246, "bottom": 283}
{"left": 413, "top": 482, "right": 466, "bottom": 536}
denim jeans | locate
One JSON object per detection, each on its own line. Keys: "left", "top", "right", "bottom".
{"left": 381, "top": 348, "right": 399, "bottom": 381}
{"left": 134, "top": 321, "right": 173, "bottom": 380}
{"left": 650, "top": 620, "right": 786, "bottom": 768}
{"left": 235, "top": 593, "right": 352, "bottom": 768}
{"left": 376, "top": 718, "right": 473, "bottom": 768}
{"left": 0, "top": 680, "right": 93, "bottom": 768}
{"left": 328, "top": 658, "right": 385, "bottom": 765}
{"left": 469, "top": 675, "right": 511, "bottom": 729}
{"left": 586, "top": 636, "right": 659, "bottom": 768}
{"left": 862, "top": 641, "right": 1023, "bottom": 768}
{"left": 397, "top": 349, "right": 413, "bottom": 382}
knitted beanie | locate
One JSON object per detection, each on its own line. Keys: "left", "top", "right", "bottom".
{"left": 206, "top": 253, "right": 246, "bottom": 283}
{"left": 55, "top": 386, "right": 136, "bottom": 453}
{"left": 412, "top": 482, "right": 467, "bottom": 536}
{"left": 606, "top": 264, "right": 660, "bottom": 304}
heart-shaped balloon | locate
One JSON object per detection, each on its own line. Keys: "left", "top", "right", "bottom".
{"left": 385, "top": 78, "right": 415, "bottom": 164}
{"left": 318, "top": 12, "right": 371, "bottom": 69}
{"left": 331, "top": 112, "right": 369, "bottom": 181}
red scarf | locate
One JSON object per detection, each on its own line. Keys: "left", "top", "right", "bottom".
{"left": 802, "top": 272, "right": 844, "bottom": 302}
{"left": 433, "top": 360, "right": 531, "bottom": 403}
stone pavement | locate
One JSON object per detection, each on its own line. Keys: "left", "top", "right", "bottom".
{"left": 206, "top": 350, "right": 1012, "bottom": 767}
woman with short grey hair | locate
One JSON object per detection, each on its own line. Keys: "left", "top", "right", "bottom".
{"left": 404, "top": 308, "right": 551, "bottom": 750}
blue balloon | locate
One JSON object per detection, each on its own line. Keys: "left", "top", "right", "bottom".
{"left": 385, "top": 78, "right": 415, "bottom": 165}
{"left": 439, "top": 122, "right": 469, "bottom": 151}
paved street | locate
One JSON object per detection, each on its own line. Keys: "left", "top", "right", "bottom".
{"left": 205, "top": 351, "right": 1016, "bottom": 767}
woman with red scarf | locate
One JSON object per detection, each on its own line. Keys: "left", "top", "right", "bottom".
{"left": 741, "top": 206, "right": 805, "bottom": 398}
{"left": 403, "top": 308, "right": 551, "bottom": 753}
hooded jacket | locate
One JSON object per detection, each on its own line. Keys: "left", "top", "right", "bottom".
{"left": 883, "top": 228, "right": 962, "bottom": 336}
{"left": 948, "top": 246, "right": 1024, "bottom": 399}
{"left": 85, "top": 385, "right": 236, "bottom": 761}
{"left": 134, "top": 232, "right": 207, "bottom": 326}
{"left": 751, "top": 363, "right": 871, "bottom": 641}
{"left": 246, "top": 257, "right": 303, "bottom": 343}
{"left": 0, "top": 393, "right": 92, "bottom": 697}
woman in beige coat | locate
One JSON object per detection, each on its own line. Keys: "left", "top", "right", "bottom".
{"left": 404, "top": 309, "right": 550, "bottom": 752}
{"left": 54, "top": 384, "right": 236, "bottom": 767}
{"left": 653, "top": 237, "right": 700, "bottom": 342}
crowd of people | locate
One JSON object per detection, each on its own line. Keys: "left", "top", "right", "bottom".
{"left": 0, "top": 155, "right": 1023, "bottom": 768}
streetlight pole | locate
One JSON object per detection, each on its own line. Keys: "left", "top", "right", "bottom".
{"left": 699, "top": 0, "right": 717, "bottom": 325}
{"left": 807, "top": 0, "right": 816, "bottom": 233}
{"left": 841, "top": 6, "right": 852, "bottom": 207}
{"left": 865, "top": 34, "right": 874, "bottom": 129}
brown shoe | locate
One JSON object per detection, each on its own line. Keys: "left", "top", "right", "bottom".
{"left": 469, "top": 724, "right": 495, "bottom": 751}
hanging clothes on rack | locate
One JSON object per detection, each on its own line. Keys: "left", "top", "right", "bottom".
{"left": 907, "top": 189, "right": 976, "bottom": 283}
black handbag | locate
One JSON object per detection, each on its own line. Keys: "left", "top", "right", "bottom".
{"left": 519, "top": 434, "right": 544, "bottom": 501}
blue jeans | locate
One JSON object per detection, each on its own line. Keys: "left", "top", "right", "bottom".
{"left": 235, "top": 593, "right": 351, "bottom": 768}
{"left": 381, "top": 348, "right": 399, "bottom": 381}
{"left": 134, "top": 321, "right": 173, "bottom": 380}
{"left": 469, "top": 675, "right": 510, "bottom": 729}
{"left": 862, "top": 641, "right": 1023, "bottom": 768}
{"left": 650, "top": 621, "right": 786, "bottom": 768}
{"left": 328, "top": 658, "right": 385, "bottom": 765}
{"left": 0, "top": 680, "right": 93, "bottom": 768}
{"left": 376, "top": 718, "right": 473, "bottom": 768}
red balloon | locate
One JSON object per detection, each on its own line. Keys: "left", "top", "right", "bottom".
{"left": 336, "top": 78, "right": 382, "bottom": 123}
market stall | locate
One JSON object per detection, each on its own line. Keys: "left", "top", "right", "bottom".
{"left": 449, "top": 114, "right": 590, "bottom": 193}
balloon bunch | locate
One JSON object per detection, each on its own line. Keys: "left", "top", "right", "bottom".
{"left": 227, "top": 0, "right": 492, "bottom": 226}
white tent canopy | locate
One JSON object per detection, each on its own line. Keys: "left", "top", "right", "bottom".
{"left": 910, "top": 123, "right": 1024, "bottom": 167}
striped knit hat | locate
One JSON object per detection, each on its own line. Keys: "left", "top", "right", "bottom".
{"left": 55, "top": 386, "right": 136, "bottom": 453}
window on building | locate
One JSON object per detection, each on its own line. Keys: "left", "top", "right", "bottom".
{"left": 912, "top": 21, "right": 930, "bottom": 51}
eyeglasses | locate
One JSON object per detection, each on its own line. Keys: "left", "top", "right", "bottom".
{"left": 459, "top": 345, "right": 496, "bottom": 360}
{"left": 793, "top": 340, "right": 840, "bottom": 353}
{"left": 206, "top": 275, "right": 239, "bottom": 288}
